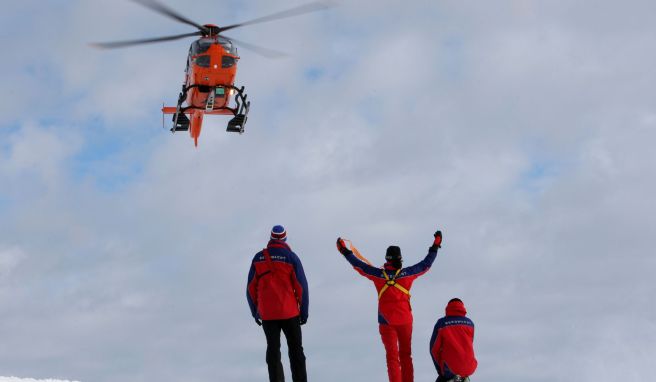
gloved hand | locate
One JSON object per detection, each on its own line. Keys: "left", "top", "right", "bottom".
{"left": 336, "top": 237, "right": 351, "bottom": 255}
{"left": 255, "top": 318, "right": 262, "bottom": 326}
{"left": 300, "top": 317, "right": 307, "bottom": 326}
{"left": 432, "top": 230, "right": 442, "bottom": 248}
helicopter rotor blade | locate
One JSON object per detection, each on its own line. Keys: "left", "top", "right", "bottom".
{"left": 130, "top": 0, "right": 209, "bottom": 33}
{"left": 222, "top": 35, "right": 289, "bottom": 59}
{"left": 218, "top": 1, "right": 335, "bottom": 33}
{"left": 90, "top": 31, "right": 202, "bottom": 49}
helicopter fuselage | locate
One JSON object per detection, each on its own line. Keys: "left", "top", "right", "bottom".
{"left": 184, "top": 36, "right": 239, "bottom": 112}
{"left": 163, "top": 35, "right": 249, "bottom": 146}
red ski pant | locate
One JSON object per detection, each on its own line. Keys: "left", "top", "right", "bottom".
{"left": 379, "top": 323, "right": 414, "bottom": 382}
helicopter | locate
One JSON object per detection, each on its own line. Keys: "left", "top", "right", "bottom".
{"left": 93, "top": 0, "right": 331, "bottom": 146}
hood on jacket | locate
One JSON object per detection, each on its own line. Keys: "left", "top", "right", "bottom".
{"left": 445, "top": 298, "right": 467, "bottom": 316}
{"left": 267, "top": 240, "right": 291, "bottom": 250}
{"left": 383, "top": 261, "right": 402, "bottom": 271}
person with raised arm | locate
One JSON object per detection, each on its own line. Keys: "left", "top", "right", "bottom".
{"left": 336, "top": 230, "right": 443, "bottom": 382}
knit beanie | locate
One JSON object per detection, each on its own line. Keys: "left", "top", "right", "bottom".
{"left": 270, "top": 225, "right": 287, "bottom": 241}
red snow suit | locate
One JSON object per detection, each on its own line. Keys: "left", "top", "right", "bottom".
{"left": 429, "top": 299, "right": 477, "bottom": 378}
{"left": 343, "top": 248, "right": 438, "bottom": 382}
{"left": 246, "top": 240, "right": 309, "bottom": 321}
{"left": 380, "top": 321, "right": 414, "bottom": 382}
{"left": 343, "top": 248, "right": 438, "bottom": 325}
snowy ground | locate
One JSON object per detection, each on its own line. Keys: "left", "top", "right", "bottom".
{"left": 0, "top": 378, "right": 79, "bottom": 382}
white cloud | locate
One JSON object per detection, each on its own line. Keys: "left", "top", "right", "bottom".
{"left": 0, "top": 247, "right": 24, "bottom": 278}
{"left": 1, "top": 123, "right": 81, "bottom": 187}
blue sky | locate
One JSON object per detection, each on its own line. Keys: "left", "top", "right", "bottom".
{"left": 1, "top": 1, "right": 656, "bottom": 381}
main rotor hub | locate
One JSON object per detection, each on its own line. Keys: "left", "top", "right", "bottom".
{"left": 202, "top": 24, "right": 221, "bottom": 37}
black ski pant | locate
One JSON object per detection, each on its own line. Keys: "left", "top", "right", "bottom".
{"left": 436, "top": 376, "right": 469, "bottom": 382}
{"left": 262, "top": 316, "right": 307, "bottom": 382}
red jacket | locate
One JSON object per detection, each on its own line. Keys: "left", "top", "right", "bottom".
{"left": 429, "top": 299, "right": 477, "bottom": 378}
{"left": 343, "top": 248, "right": 437, "bottom": 325}
{"left": 246, "top": 240, "right": 309, "bottom": 321}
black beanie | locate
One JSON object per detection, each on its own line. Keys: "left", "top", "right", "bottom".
{"left": 385, "top": 246, "right": 402, "bottom": 262}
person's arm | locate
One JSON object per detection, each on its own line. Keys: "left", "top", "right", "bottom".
{"left": 246, "top": 260, "right": 261, "bottom": 324}
{"left": 336, "top": 238, "right": 382, "bottom": 280}
{"left": 401, "top": 230, "right": 442, "bottom": 276}
{"left": 430, "top": 318, "right": 445, "bottom": 374}
{"left": 403, "top": 248, "right": 438, "bottom": 276}
{"left": 290, "top": 252, "right": 309, "bottom": 324}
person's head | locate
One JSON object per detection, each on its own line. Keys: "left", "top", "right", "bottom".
{"left": 385, "top": 246, "right": 403, "bottom": 269}
{"left": 445, "top": 297, "right": 467, "bottom": 316}
{"left": 270, "top": 225, "right": 287, "bottom": 242}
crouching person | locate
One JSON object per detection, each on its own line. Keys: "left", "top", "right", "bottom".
{"left": 429, "top": 298, "right": 477, "bottom": 382}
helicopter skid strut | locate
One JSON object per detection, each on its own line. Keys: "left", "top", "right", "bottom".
{"left": 166, "top": 84, "right": 250, "bottom": 134}
{"left": 226, "top": 85, "right": 250, "bottom": 134}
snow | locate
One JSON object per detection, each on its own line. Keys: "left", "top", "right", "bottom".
{"left": 0, "top": 378, "right": 80, "bottom": 382}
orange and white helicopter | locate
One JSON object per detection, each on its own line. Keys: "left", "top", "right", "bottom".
{"left": 93, "top": 0, "right": 331, "bottom": 146}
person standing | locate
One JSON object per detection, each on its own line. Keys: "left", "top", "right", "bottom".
{"left": 247, "top": 225, "right": 309, "bottom": 382}
{"left": 429, "top": 298, "right": 477, "bottom": 382}
{"left": 336, "top": 230, "right": 443, "bottom": 382}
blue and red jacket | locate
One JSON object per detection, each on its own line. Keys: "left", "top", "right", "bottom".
{"left": 343, "top": 247, "right": 437, "bottom": 325}
{"left": 246, "top": 240, "right": 309, "bottom": 321}
{"left": 429, "top": 299, "right": 477, "bottom": 378}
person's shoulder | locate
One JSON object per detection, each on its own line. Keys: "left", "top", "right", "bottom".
{"left": 267, "top": 245, "right": 299, "bottom": 262}
{"left": 457, "top": 315, "right": 474, "bottom": 324}
{"left": 444, "top": 315, "right": 474, "bottom": 327}
{"left": 288, "top": 249, "right": 303, "bottom": 263}
{"left": 251, "top": 249, "right": 264, "bottom": 261}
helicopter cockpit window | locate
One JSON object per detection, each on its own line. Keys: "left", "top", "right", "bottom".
{"left": 222, "top": 56, "right": 236, "bottom": 68}
{"left": 195, "top": 55, "right": 211, "bottom": 68}
{"left": 191, "top": 39, "right": 213, "bottom": 56}
{"left": 218, "top": 38, "right": 238, "bottom": 55}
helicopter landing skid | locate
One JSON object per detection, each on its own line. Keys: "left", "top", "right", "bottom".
{"left": 172, "top": 112, "right": 190, "bottom": 132}
{"left": 161, "top": 84, "right": 250, "bottom": 135}
{"left": 226, "top": 85, "right": 250, "bottom": 134}
{"left": 169, "top": 86, "right": 189, "bottom": 133}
